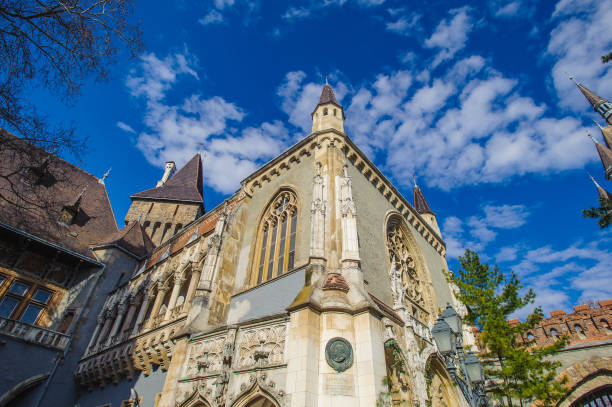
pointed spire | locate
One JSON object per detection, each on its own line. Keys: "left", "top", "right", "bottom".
{"left": 589, "top": 173, "right": 612, "bottom": 202}
{"left": 594, "top": 120, "right": 612, "bottom": 149}
{"left": 319, "top": 82, "right": 339, "bottom": 106}
{"left": 588, "top": 133, "right": 612, "bottom": 180}
{"left": 413, "top": 183, "right": 434, "bottom": 215}
{"left": 570, "top": 77, "right": 612, "bottom": 124}
{"left": 132, "top": 154, "right": 204, "bottom": 203}
{"left": 98, "top": 167, "right": 111, "bottom": 185}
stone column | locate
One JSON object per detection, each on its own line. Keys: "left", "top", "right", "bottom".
{"left": 147, "top": 282, "right": 169, "bottom": 327}
{"left": 164, "top": 275, "right": 183, "bottom": 320}
{"left": 86, "top": 312, "right": 106, "bottom": 353}
{"left": 106, "top": 302, "right": 127, "bottom": 346}
{"left": 185, "top": 268, "right": 201, "bottom": 304}
{"left": 96, "top": 309, "right": 115, "bottom": 349}
{"left": 310, "top": 161, "right": 327, "bottom": 263}
{"left": 119, "top": 296, "right": 139, "bottom": 337}
{"left": 131, "top": 292, "right": 151, "bottom": 336}
{"left": 339, "top": 164, "right": 360, "bottom": 267}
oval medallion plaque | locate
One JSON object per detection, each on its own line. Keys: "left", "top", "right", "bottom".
{"left": 325, "top": 337, "right": 354, "bottom": 372}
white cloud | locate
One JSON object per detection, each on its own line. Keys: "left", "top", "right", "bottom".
{"left": 117, "top": 121, "right": 135, "bottom": 134}
{"left": 128, "top": 51, "right": 291, "bottom": 194}
{"left": 510, "top": 239, "right": 612, "bottom": 317}
{"left": 495, "top": 1, "right": 521, "bottom": 17}
{"left": 424, "top": 7, "right": 474, "bottom": 67}
{"left": 441, "top": 204, "right": 529, "bottom": 260}
{"left": 385, "top": 12, "right": 421, "bottom": 36}
{"left": 547, "top": 0, "right": 612, "bottom": 113}
{"left": 495, "top": 245, "right": 519, "bottom": 262}
{"left": 282, "top": 7, "right": 311, "bottom": 20}
{"left": 199, "top": 10, "right": 224, "bottom": 25}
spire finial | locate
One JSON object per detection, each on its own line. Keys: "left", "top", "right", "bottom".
{"left": 411, "top": 174, "right": 417, "bottom": 188}
{"left": 594, "top": 119, "right": 605, "bottom": 130}
{"left": 568, "top": 74, "right": 579, "bottom": 86}
{"left": 325, "top": 76, "right": 328, "bottom": 85}
{"left": 98, "top": 167, "right": 111, "bottom": 185}
{"left": 588, "top": 132, "right": 599, "bottom": 144}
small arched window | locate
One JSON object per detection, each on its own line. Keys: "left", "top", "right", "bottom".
{"left": 600, "top": 319, "right": 612, "bottom": 333}
{"left": 323, "top": 107, "right": 328, "bottom": 116}
{"left": 252, "top": 190, "right": 298, "bottom": 285}
{"left": 526, "top": 332, "right": 535, "bottom": 341}
{"left": 550, "top": 328, "right": 559, "bottom": 338}
{"left": 574, "top": 324, "right": 586, "bottom": 338}
{"left": 333, "top": 108, "right": 337, "bottom": 117}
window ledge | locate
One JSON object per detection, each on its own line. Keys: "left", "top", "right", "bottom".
{"left": 0, "top": 316, "right": 70, "bottom": 350}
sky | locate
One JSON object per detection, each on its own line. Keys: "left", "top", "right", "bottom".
{"left": 32, "top": 0, "right": 612, "bottom": 318}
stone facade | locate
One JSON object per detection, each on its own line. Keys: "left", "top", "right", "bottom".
{"left": 65, "top": 84, "right": 474, "bottom": 407}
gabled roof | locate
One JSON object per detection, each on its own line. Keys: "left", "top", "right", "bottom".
{"left": 413, "top": 185, "right": 434, "bottom": 215}
{"left": 0, "top": 129, "right": 118, "bottom": 260}
{"left": 95, "top": 221, "right": 154, "bottom": 258}
{"left": 132, "top": 154, "right": 204, "bottom": 203}
{"left": 594, "top": 141, "right": 612, "bottom": 177}
{"left": 595, "top": 122, "right": 612, "bottom": 149}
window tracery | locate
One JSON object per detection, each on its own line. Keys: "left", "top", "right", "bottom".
{"left": 252, "top": 190, "right": 298, "bottom": 285}
{"left": 386, "top": 216, "right": 429, "bottom": 321}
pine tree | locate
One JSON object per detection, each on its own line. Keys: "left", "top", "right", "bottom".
{"left": 583, "top": 197, "right": 612, "bottom": 229}
{"left": 447, "top": 250, "right": 568, "bottom": 407}
{"left": 602, "top": 52, "right": 612, "bottom": 63}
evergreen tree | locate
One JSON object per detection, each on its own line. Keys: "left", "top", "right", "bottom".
{"left": 603, "top": 52, "right": 612, "bottom": 63}
{"left": 583, "top": 197, "right": 612, "bottom": 229}
{"left": 447, "top": 249, "right": 568, "bottom": 407}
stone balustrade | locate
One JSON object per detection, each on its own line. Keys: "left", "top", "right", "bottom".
{"left": 0, "top": 316, "right": 70, "bottom": 351}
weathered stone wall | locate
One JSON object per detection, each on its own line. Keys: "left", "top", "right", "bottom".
{"left": 233, "top": 154, "right": 315, "bottom": 291}
{"left": 124, "top": 199, "right": 202, "bottom": 246}
{"left": 347, "top": 160, "right": 454, "bottom": 310}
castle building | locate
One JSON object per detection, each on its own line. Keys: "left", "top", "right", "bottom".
{"left": 70, "top": 83, "right": 475, "bottom": 407}
{"left": 0, "top": 81, "right": 610, "bottom": 407}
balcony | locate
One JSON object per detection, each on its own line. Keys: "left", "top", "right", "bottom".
{"left": 0, "top": 316, "right": 70, "bottom": 351}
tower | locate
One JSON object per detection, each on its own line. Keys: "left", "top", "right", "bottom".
{"left": 311, "top": 78, "right": 345, "bottom": 133}
{"left": 588, "top": 133, "right": 612, "bottom": 181}
{"left": 413, "top": 179, "right": 442, "bottom": 236}
{"left": 124, "top": 154, "right": 205, "bottom": 246}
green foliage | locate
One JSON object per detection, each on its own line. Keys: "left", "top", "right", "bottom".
{"left": 583, "top": 197, "right": 612, "bottom": 228}
{"left": 376, "top": 376, "right": 392, "bottom": 407}
{"left": 446, "top": 249, "right": 568, "bottom": 407}
{"left": 602, "top": 52, "right": 612, "bottom": 63}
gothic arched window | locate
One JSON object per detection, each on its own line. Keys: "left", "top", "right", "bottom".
{"left": 386, "top": 215, "right": 430, "bottom": 321}
{"left": 252, "top": 190, "right": 298, "bottom": 285}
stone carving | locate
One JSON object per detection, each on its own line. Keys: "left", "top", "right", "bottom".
{"left": 325, "top": 337, "right": 354, "bottom": 373}
{"left": 236, "top": 324, "right": 286, "bottom": 369}
{"left": 186, "top": 336, "right": 226, "bottom": 376}
{"left": 387, "top": 223, "right": 425, "bottom": 308}
{"left": 228, "top": 372, "right": 285, "bottom": 407}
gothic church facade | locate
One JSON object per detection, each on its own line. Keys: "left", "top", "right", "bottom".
{"left": 72, "top": 83, "right": 473, "bottom": 407}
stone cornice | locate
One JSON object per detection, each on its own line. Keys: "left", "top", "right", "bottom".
{"left": 239, "top": 129, "right": 446, "bottom": 255}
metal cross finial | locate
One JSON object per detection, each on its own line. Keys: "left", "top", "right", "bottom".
{"left": 325, "top": 76, "right": 328, "bottom": 85}
{"left": 98, "top": 167, "right": 111, "bottom": 185}
{"left": 411, "top": 174, "right": 417, "bottom": 187}
{"left": 567, "top": 73, "right": 579, "bottom": 86}
{"left": 587, "top": 132, "right": 598, "bottom": 144}
{"left": 594, "top": 119, "right": 605, "bottom": 130}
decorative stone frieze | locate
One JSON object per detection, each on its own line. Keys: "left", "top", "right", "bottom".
{"left": 235, "top": 323, "right": 287, "bottom": 370}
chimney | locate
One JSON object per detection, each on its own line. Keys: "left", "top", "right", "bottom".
{"left": 156, "top": 161, "right": 176, "bottom": 187}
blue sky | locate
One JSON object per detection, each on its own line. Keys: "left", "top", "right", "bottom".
{"left": 34, "top": 0, "right": 612, "bottom": 316}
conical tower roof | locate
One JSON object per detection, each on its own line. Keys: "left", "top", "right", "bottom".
{"left": 589, "top": 134, "right": 612, "bottom": 179}
{"left": 413, "top": 184, "right": 434, "bottom": 215}
{"left": 576, "top": 82, "right": 609, "bottom": 110}
{"left": 132, "top": 154, "right": 204, "bottom": 203}
{"left": 319, "top": 84, "right": 339, "bottom": 105}
{"left": 589, "top": 175, "right": 612, "bottom": 202}
{"left": 95, "top": 221, "right": 155, "bottom": 258}
{"left": 595, "top": 121, "right": 612, "bottom": 149}
{"left": 311, "top": 81, "right": 344, "bottom": 117}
